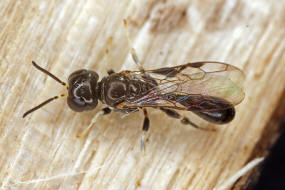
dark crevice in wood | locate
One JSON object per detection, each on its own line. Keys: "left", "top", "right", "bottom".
{"left": 231, "top": 90, "right": 285, "bottom": 190}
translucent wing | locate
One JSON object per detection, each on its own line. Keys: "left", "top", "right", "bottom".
{"left": 119, "top": 62, "right": 245, "bottom": 111}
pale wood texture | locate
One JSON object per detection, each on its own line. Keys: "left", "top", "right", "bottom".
{"left": 0, "top": 0, "right": 284, "bottom": 190}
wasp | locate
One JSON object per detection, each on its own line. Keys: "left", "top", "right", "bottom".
{"left": 23, "top": 20, "right": 245, "bottom": 150}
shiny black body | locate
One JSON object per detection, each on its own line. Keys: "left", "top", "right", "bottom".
{"left": 67, "top": 69, "right": 99, "bottom": 112}
{"left": 99, "top": 73, "right": 157, "bottom": 112}
{"left": 22, "top": 59, "right": 244, "bottom": 153}
{"left": 67, "top": 71, "right": 155, "bottom": 114}
{"left": 67, "top": 69, "right": 235, "bottom": 124}
{"left": 24, "top": 61, "right": 243, "bottom": 127}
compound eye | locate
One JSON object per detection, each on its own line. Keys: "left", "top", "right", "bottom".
{"left": 75, "top": 97, "right": 85, "bottom": 106}
{"left": 67, "top": 69, "right": 99, "bottom": 112}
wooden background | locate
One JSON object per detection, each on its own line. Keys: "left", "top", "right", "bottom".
{"left": 0, "top": 0, "right": 284, "bottom": 189}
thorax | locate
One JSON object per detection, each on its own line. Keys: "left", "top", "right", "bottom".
{"left": 98, "top": 73, "right": 155, "bottom": 110}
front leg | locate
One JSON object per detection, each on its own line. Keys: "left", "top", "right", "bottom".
{"left": 77, "top": 107, "right": 112, "bottom": 138}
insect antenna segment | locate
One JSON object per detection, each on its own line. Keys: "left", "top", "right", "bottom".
{"left": 22, "top": 61, "right": 68, "bottom": 118}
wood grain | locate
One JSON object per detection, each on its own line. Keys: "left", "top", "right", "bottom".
{"left": 0, "top": 0, "right": 284, "bottom": 190}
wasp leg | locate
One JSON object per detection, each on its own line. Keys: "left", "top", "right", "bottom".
{"left": 159, "top": 108, "right": 215, "bottom": 131}
{"left": 130, "top": 47, "right": 145, "bottom": 72}
{"left": 104, "top": 37, "right": 115, "bottom": 74}
{"left": 107, "top": 69, "right": 115, "bottom": 75}
{"left": 77, "top": 107, "right": 112, "bottom": 138}
{"left": 123, "top": 19, "right": 145, "bottom": 72}
{"left": 141, "top": 108, "right": 150, "bottom": 153}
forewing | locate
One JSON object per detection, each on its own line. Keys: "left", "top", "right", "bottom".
{"left": 119, "top": 62, "right": 245, "bottom": 111}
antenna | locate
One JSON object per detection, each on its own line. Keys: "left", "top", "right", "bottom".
{"left": 22, "top": 61, "right": 68, "bottom": 118}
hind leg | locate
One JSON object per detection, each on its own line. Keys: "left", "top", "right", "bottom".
{"left": 159, "top": 107, "right": 215, "bottom": 131}
{"left": 140, "top": 108, "right": 150, "bottom": 153}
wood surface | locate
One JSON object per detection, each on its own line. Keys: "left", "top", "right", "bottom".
{"left": 0, "top": 0, "right": 284, "bottom": 190}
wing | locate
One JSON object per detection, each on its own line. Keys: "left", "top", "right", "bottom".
{"left": 119, "top": 62, "right": 245, "bottom": 111}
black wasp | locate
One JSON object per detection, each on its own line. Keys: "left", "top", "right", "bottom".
{"left": 23, "top": 21, "right": 245, "bottom": 149}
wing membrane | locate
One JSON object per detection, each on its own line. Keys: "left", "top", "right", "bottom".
{"left": 119, "top": 62, "right": 245, "bottom": 111}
